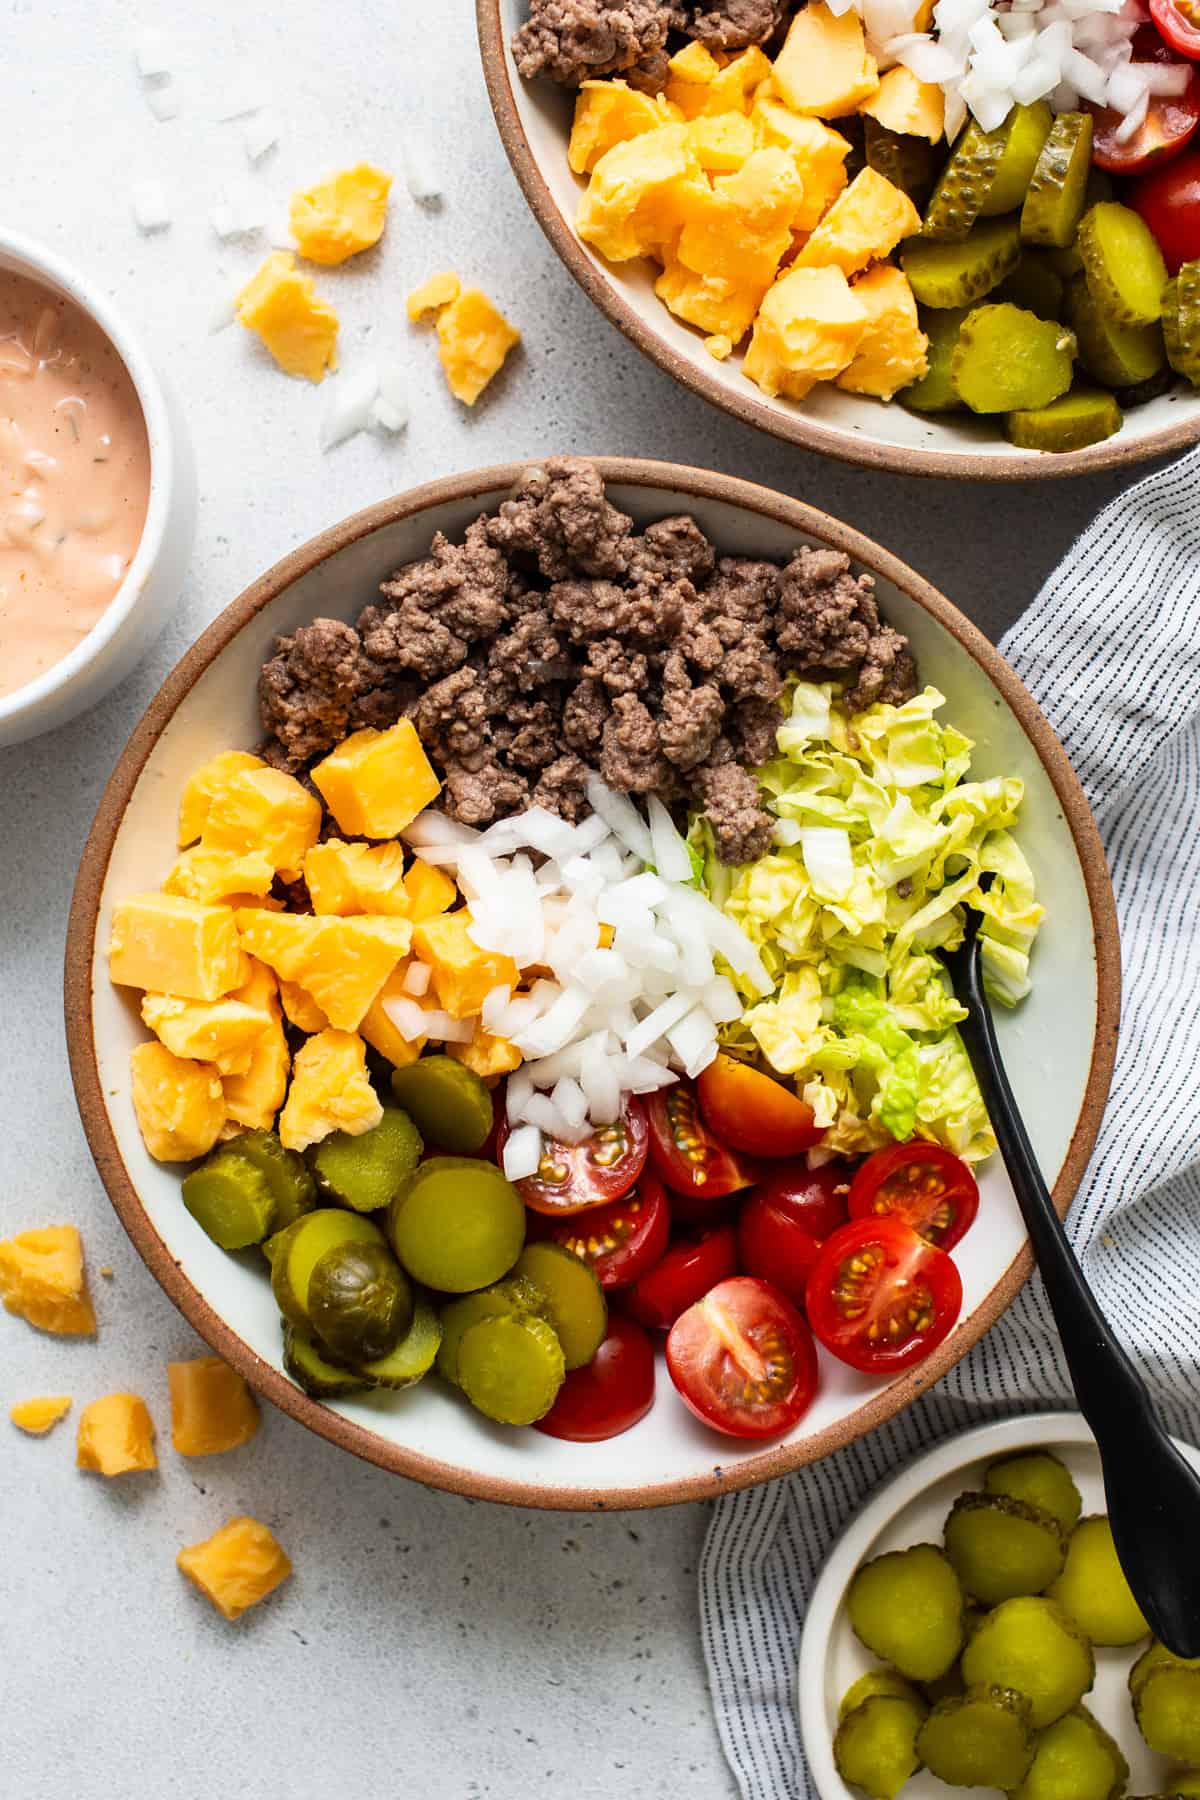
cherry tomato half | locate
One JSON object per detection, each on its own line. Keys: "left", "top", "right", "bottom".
{"left": 622, "top": 1224, "right": 739, "bottom": 1331}
{"left": 737, "top": 1160, "right": 854, "bottom": 1306}
{"left": 1151, "top": 0, "right": 1200, "bottom": 61}
{"left": 646, "top": 1081, "right": 757, "bottom": 1206}
{"left": 666, "top": 1276, "right": 819, "bottom": 1440}
{"left": 1130, "top": 142, "right": 1200, "bottom": 268}
{"left": 695, "top": 1053, "right": 824, "bottom": 1159}
{"left": 847, "top": 1143, "right": 979, "bottom": 1253}
{"left": 546, "top": 1173, "right": 670, "bottom": 1290}
{"left": 497, "top": 1097, "right": 649, "bottom": 1216}
{"left": 536, "top": 1315, "right": 656, "bottom": 1442}
{"left": 806, "top": 1217, "right": 963, "bottom": 1376}
{"left": 1087, "top": 27, "right": 1200, "bottom": 172}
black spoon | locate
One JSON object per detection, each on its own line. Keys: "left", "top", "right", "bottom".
{"left": 942, "top": 899, "right": 1200, "bottom": 1657}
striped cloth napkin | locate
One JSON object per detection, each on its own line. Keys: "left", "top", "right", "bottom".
{"left": 699, "top": 447, "right": 1200, "bottom": 1800}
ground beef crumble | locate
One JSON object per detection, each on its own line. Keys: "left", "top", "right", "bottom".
{"left": 258, "top": 458, "right": 918, "bottom": 865}
{"left": 510, "top": 0, "right": 786, "bottom": 89}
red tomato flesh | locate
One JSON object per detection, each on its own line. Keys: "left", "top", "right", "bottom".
{"left": 536, "top": 1315, "right": 656, "bottom": 1442}
{"left": 806, "top": 1217, "right": 963, "bottom": 1376}
{"left": 546, "top": 1173, "right": 670, "bottom": 1290}
{"left": 847, "top": 1143, "right": 979, "bottom": 1253}
{"left": 666, "top": 1276, "right": 819, "bottom": 1440}
{"left": 737, "top": 1161, "right": 853, "bottom": 1306}
{"left": 696, "top": 1053, "right": 824, "bottom": 1159}
{"left": 622, "top": 1223, "right": 739, "bottom": 1331}
{"left": 646, "top": 1081, "right": 757, "bottom": 1203}
{"left": 1130, "top": 143, "right": 1200, "bottom": 267}
{"left": 1087, "top": 27, "right": 1200, "bottom": 172}
{"left": 497, "top": 1098, "right": 649, "bottom": 1215}
{"left": 1151, "top": 0, "right": 1200, "bottom": 61}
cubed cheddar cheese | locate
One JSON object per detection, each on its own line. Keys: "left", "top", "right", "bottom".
{"left": 773, "top": 4, "right": 878, "bottom": 117}
{"left": 130, "top": 1042, "right": 226, "bottom": 1163}
{"left": 109, "top": 895, "right": 248, "bottom": 1002}
{"left": 577, "top": 124, "right": 708, "bottom": 264}
{"left": 303, "top": 839, "right": 410, "bottom": 916}
{"left": 76, "top": 1393, "right": 157, "bottom": 1477}
{"left": 177, "top": 1516, "right": 292, "bottom": 1622}
{"left": 703, "top": 47, "right": 774, "bottom": 115}
{"left": 278, "top": 979, "right": 330, "bottom": 1034}
{"left": 140, "top": 993, "right": 275, "bottom": 1077}
{"left": 665, "top": 40, "right": 724, "bottom": 117}
{"left": 221, "top": 959, "right": 290, "bottom": 1131}
{"left": 312, "top": 719, "right": 441, "bottom": 839}
{"left": 0, "top": 1226, "right": 96, "bottom": 1336}
{"left": 236, "top": 252, "right": 339, "bottom": 383}
{"left": 794, "top": 167, "right": 922, "bottom": 278}
{"left": 235, "top": 910, "right": 411, "bottom": 1032}
{"left": 179, "top": 751, "right": 265, "bottom": 847}
{"left": 837, "top": 264, "right": 929, "bottom": 399}
{"left": 569, "top": 81, "right": 681, "bottom": 175}
{"left": 289, "top": 162, "right": 391, "bottom": 266}
{"left": 751, "top": 100, "right": 850, "bottom": 230}
{"left": 686, "top": 111, "right": 756, "bottom": 173}
{"left": 168, "top": 1357, "right": 259, "bottom": 1456}
{"left": 406, "top": 272, "right": 462, "bottom": 321}
{"left": 448, "top": 1027, "right": 522, "bottom": 1080}
{"left": 435, "top": 289, "right": 521, "bottom": 407}
{"left": 403, "top": 858, "right": 458, "bottom": 922}
{"left": 358, "top": 966, "right": 426, "bottom": 1069}
{"left": 860, "top": 66, "right": 944, "bottom": 144}
{"left": 202, "top": 766, "right": 322, "bottom": 880}
{"left": 655, "top": 147, "right": 806, "bottom": 342}
{"left": 412, "top": 910, "right": 519, "bottom": 1021}
{"left": 163, "top": 846, "right": 277, "bottom": 905}
{"left": 278, "top": 1028, "right": 382, "bottom": 1152}
{"left": 743, "top": 264, "right": 867, "bottom": 399}
{"left": 10, "top": 1395, "right": 72, "bottom": 1435}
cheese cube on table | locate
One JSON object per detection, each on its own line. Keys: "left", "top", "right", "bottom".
{"left": 235, "top": 252, "right": 339, "bottom": 383}
{"left": 412, "top": 910, "right": 519, "bottom": 1021}
{"left": 109, "top": 894, "right": 247, "bottom": 1002}
{"left": 289, "top": 163, "right": 391, "bottom": 266}
{"left": 278, "top": 1028, "right": 382, "bottom": 1152}
{"left": 311, "top": 719, "right": 440, "bottom": 838}
{"left": 435, "top": 290, "right": 522, "bottom": 407}
{"left": 177, "top": 1516, "right": 292, "bottom": 1621}
{"left": 76, "top": 1393, "right": 157, "bottom": 1477}
{"left": 130, "top": 1041, "right": 226, "bottom": 1163}
{"left": 0, "top": 1225, "right": 96, "bottom": 1336}
{"left": 168, "top": 1357, "right": 259, "bottom": 1456}
{"left": 10, "top": 1396, "right": 73, "bottom": 1435}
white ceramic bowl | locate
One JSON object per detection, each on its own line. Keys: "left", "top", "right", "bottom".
{"left": 478, "top": 1, "right": 1200, "bottom": 480}
{"left": 0, "top": 230, "right": 196, "bottom": 747}
{"left": 66, "top": 460, "right": 1119, "bottom": 1508}
{"left": 799, "top": 1412, "right": 1200, "bottom": 1798}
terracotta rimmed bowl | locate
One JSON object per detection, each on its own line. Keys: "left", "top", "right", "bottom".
{"left": 478, "top": 0, "right": 1200, "bottom": 481}
{"left": 65, "top": 457, "right": 1120, "bottom": 1510}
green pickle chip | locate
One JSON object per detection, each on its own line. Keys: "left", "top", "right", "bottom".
{"left": 457, "top": 1312, "right": 566, "bottom": 1426}
{"left": 944, "top": 1491, "right": 1066, "bottom": 1604}
{"left": 983, "top": 1451, "right": 1083, "bottom": 1534}
{"left": 1010, "top": 1704, "right": 1129, "bottom": 1800}
{"left": 1134, "top": 1661, "right": 1200, "bottom": 1761}
{"left": 390, "top": 1055, "right": 495, "bottom": 1154}
{"left": 961, "top": 1596, "right": 1095, "bottom": 1728}
{"left": 917, "top": 1683, "right": 1036, "bottom": 1789}
{"left": 1048, "top": 1514, "right": 1150, "bottom": 1646}
{"left": 388, "top": 1157, "right": 525, "bottom": 1293}
{"left": 846, "top": 1544, "right": 965, "bottom": 1683}
{"left": 308, "top": 1105, "right": 423, "bottom": 1213}
{"left": 834, "top": 1695, "right": 927, "bottom": 1800}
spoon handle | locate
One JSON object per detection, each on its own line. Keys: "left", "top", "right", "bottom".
{"left": 951, "top": 942, "right": 1200, "bottom": 1654}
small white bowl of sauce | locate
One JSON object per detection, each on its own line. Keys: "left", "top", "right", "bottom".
{"left": 0, "top": 231, "right": 196, "bottom": 747}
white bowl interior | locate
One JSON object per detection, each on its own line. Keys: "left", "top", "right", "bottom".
{"left": 494, "top": 0, "right": 1198, "bottom": 473}
{"left": 799, "top": 1413, "right": 1200, "bottom": 1798}
{"left": 89, "top": 478, "right": 1101, "bottom": 1501}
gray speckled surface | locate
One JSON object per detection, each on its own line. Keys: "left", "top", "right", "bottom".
{"left": 0, "top": 4, "right": 1152, "bottom": 1796}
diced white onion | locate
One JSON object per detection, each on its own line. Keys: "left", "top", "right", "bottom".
{"left": 319, "top": 366, "right": 380, "bottom": 452}
{"left": 133, "top": 30, "right": 174, "bottom": 78}
{"left": 403, "top": 961, "right": 433, "bottom": 997}
{"left": 1143, "top": 61, "right": 1192, "bottom": 95}
{"left": 244, "top": 113, "right": 279, "bottom": 163}
{"left": 646, "top": 793, "right": 693, "bottom": 885}
{"left": 502, "top": 1124, "right": 542, "bottom": 1182}
{"left": 1114, "top": 88, "right": 1150, "bottom": 138}
{"left": 585, "top": 773, "right": 654, "bottom": 863}
{"left": 145, "top": 83, "right": 180, "bottom": 122}
{"left": 131, "top": 180, "right": 172, "bottom": 233}
{"left": 403, "top": 133, "right": 443, "bottom": 202}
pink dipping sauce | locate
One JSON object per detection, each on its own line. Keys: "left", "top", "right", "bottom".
{"left": 0, "top": 269, "right": 151, "bottom": 700}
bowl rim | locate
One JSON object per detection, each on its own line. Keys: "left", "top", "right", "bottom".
{"left": 476, "top": 0, "right": 1200, "bottom": 483}
{"left": 64, "top": 455, "right": 1121, "bottom": 1510}
{"left": 0, "top": 228, "right": 177, "bottom": 727}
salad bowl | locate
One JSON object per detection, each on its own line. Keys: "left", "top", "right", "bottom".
{"left": 65, "top": 458, "right": 1119, "bottom": 1508}
{"left": 478, "top": 0, "right": 1200, "bottom": 480}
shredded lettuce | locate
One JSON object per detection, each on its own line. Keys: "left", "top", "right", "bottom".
{"left": 693, "top": 681, "right": 1045, "bottom": 1165}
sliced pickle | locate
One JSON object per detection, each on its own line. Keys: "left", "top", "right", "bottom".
{"left": 1163, "top": 262, "right": 1200, "bottom": 387}
{"left": 961, "top": 1596, "right": 1095, "bottom": 1729}
{"left": 1021, "top": 113, "right": 1093, "bottom": 249}
{"left": 846, "top": 1543, "right": 965, "bottom": 1683}
{"left": 944, "top": 1491, "right": 1067, "bottom": 1604}
{"left": 865, "top": 117, "right": 938, "bottom": 205}
{"left": 916, "top": 1684, "right": 1036, "bottom": 1789}
{"left": 839, "top": 1669, "right": 924, "bottom": 1722}
{"left": 352, "top": 1293, "right": 442, "bottom": 1390}
{"left": 282, "top": 1321, "right": 369, "bottom": 1399}
{"left": 456, "top": 1312, "right": 565, "bottom": 1425}
{"left": 900, "top": 308, "right": 969, "bottom": 411}
{"left": 834, "top": 1695, "right": 927, "bottom": 1800}
{"left": 181, "top": 1149, "right": 276, "bottom": 1251}
{"left": 902, "top": 217, "right": 1021, "bottom": 309}
{"left": 992, "top": 255, "right": 1064, "bottom": 322}
{"left": 1134, "top": 1663, "right": 1200, "bottom": 1761}
{"left": 1047, "top": 1514, "right": 1150, "bottom": 1646}
{"left": 307, "top": 1238, "right": 413, "bottom": 1364}
{"left": 1010, "top": 1704, "right": 1129, "bottom": 1800}
{"left": 1007, "top": 388, "right": 1122, "bottom": 452}
{"left": 387, "top": 1156, "right": 525, "bottom": 1293}
{"left": 513, "top": 1242, "right": 607, "bottom": 1371}
{"left": 984, "top": 1451, "right": 1083, "bottom": 1533}
{"left": 436, "top": 1275, "right": 549, "bottom": 1387}
{"left": 1066, "top": 274, "right": 1166, "bottom": 388}
{"left": 308, "top": 1105, "right": 423, "bottom": 1213}
{"left": 1078, "top": 201, "right": 1168, "bottom": 326}
{"left": 270, "top": 1208, "right": 384, "bottom": 1328}
{"left": 987, "top": 102, "right": 1055, "bottom": 214}
{"left": 924, "top": 105, "right": 1050, "bottom": 241}
{"left": 232, "top": 1129, "right": 316, "bottom": 1229}
{"left": 950, "top": 304, "right": 1075, "bottom": 414}
{"left": 1130, "top": 1640, "right": 1195, "bottom": 1702}
{"left": 390, "top": 1054, "right": 494, "bottom": 1154}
